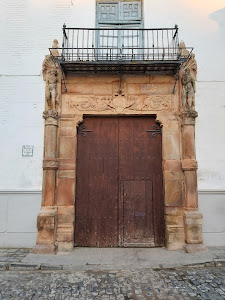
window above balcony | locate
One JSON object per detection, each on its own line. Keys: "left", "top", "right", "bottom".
{"left": 50, "top": 25, "right": 193, "bottom": 75}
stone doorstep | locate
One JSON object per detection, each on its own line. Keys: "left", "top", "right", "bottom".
{"left": 0, "top": 259, "right": 225, "bottom": 272}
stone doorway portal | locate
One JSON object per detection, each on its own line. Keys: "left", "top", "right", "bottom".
{"left": 75, "top": 116, "right": 164, "bottom": 247}
{"left": 33, "top": 39, "right": 206, "bottom": 254}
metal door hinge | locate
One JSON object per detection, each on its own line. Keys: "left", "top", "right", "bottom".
{"left": 146, "top": 125, "right": 161, "bottom": 138}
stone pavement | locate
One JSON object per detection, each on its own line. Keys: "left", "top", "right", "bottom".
{"left": 0, "top": 247, "right": 225, "bottom": 299}
{"left": 0, "top": 267, "right": 225, "bottom": 299}
{"left": 0, "top": 247, "right": 225, "bottom": 271}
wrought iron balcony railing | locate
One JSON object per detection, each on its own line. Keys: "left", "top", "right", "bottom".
{"left": 50, "top": 25, "right": 193, "bottom": 74}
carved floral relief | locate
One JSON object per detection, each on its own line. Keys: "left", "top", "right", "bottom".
{"left": 63, "top": 94, "right": 174, "bottom": 114}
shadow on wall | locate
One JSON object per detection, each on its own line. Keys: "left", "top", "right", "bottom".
{"left": 210, "top": 7, "right": 225, "bottom": 34}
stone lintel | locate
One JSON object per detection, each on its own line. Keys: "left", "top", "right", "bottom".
{"left": 43, "top": 158, "right": 59, "bottom": 170}
{"left": 182, "top": 159, "right": 198, "bottom": 171}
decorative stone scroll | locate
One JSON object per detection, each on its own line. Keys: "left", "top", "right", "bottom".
{"left": 65, "top": 94, "right": 173, "bottom": 114}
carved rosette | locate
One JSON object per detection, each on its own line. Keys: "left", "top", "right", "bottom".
{"left": 43, "top": 159, "right": 59, "bottom": 170}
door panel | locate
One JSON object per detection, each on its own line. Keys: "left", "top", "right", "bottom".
{"left": 75, "top": 116, "right": 164, "bottom": 247}
{"left": 75, "top": 117, "right": 119, "bottom": 247}
{"left": 123, "top": 181, "right": 154, "bottom": 246}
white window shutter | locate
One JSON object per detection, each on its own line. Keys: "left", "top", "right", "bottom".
{"left": 97, "top": 3, "right": 119, "bottom": 22}
{"left": 120, "top": 2, "right": 142, "bottom": 21}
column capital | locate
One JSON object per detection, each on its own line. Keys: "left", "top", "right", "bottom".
{"left": 43, "top": 110, "right": 59, "bottom": 126}
{"left": 181, "top": 110, "right": 198, "bottom": 125}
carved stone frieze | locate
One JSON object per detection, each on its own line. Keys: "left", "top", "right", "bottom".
{"left": 66, "top": 96, "right": 97, "bottom": 111}
{"left": 143, "top": 96, "right": 172, "bottom": 111}
{"left": 43, "top": 159, "right": 59, "bottom": 170}
{"left": 64, "top": 94, "right": 173, "bottom": 114}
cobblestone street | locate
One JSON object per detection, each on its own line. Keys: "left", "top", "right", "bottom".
{"left": 0, "top": 267, "right": 225, "bottom": 300}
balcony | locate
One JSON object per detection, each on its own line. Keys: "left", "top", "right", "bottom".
{"left": 50, "top": 25, "right": 193, "bottom": 75}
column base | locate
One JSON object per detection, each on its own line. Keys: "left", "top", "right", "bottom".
{"left": 185, "top": 243, "right": 207, "bottom": 253}
{"left": 32, "top": 244, "right": 57, "bottom": 255}
{"left": 57, "top": 242, "right": 74, "bottom": 252}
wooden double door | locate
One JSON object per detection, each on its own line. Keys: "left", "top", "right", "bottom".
{"left": 75, "top": 116, "right": 164, "bottom": 247}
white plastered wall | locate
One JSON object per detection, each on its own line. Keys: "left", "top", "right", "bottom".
{"left": 0, "top": 0, "right": 224, "bottom": 247}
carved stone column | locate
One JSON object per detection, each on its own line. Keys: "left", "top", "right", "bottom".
{"left": 33, "top": 41, "right": 60, "bottom": 254}
{"left": 33, "top": 110, "right": 59, "bottom": 254}
{"left": 179, "top": 44, "right": 206, "bottom": 253}
{"left": 181, "top": 111, "right": 205, "bottom": 253}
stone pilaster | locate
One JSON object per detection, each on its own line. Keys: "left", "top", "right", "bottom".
{"left": 181, "top": 111, "right": 206, "bottom": 253}
{"left": 163, "top": 160, "right": 185, "bottom": 250}
{"left": 33, "top": 110, "right": 59, "bottom": 254}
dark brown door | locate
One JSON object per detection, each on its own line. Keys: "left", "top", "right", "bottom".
{"left": 75, "top": 116, "right": 164, "bottom": 247}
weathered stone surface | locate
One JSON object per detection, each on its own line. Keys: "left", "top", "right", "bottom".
{"left": 184, "top": 171, "right": 198, "bottom": 208}
{"left": 164, "top": 159, "right": 181, "bottom": 171}
{"left": 58, "top": 158, "right": 76, "bottom": 170}
{"left": 59, "top": 136, "right": 76, "bottom": 159}
{"left": 35, "top": 207, "right": 57, "bottom": 249}
{"left": 184, "top": 211, "right": 204, "bottom": 245}
{"left": 42, "top": 170, "right": 56, "bottom": 206}
{"left": 181, "top": 158, "right": 198, "bottom": 171}
{"left": 57, "top": 242, "right": 74, "bottom": 252}
{"left": 185, "top": 243, "right": 207, "bottom": 253}
{"left": 182, "top": 125, "right": 196, "bottom": 159}
{"left": 32, "top": 244, "right": 57, "bottom": 255}
{"left": 166, "top": 227, "right": 185, "bottom": 250}
{"left": 56, "top": 227, "right": 74, "bottom": 242}
{"left": 58, "top": 170, "right": 75, "bottom": 179}
{"left": 56, "top": 178, "right": 75, "bottom": 206}
{"left": 164, "top": 179, "right": 183, "bottom": 206}
{"left": 162, "top": 132, "right": 181, "bottom": 160}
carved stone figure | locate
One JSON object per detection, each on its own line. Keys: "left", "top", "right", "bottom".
{"left": 46, "top": 69, "right": 58, "bottom": 109}
{"left": 51, "top": 39, "right": 59, "bottom": 57}
{"left": 181, "top": 68, "right": 196, "bottom": 111}
{"left": 179, "top": 41, "right": 190, "bottom": 57}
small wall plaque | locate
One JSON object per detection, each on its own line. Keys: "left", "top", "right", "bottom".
{"left": 22, "top": 145, "right": 34, "bottom": 157}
